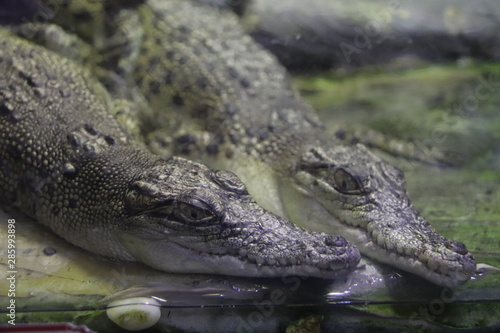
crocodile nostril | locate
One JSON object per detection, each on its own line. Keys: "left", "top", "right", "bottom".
{"left": 446, "top": 240, "right": 468, "bottom": 255}
{"left": 324, "top": 234, "right": 348, "bottom": 247}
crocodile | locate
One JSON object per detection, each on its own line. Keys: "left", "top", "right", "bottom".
{"left": 0, "top": 32, "right": 362, "bottom": 278}
{"left": 132, "top": 0, "right": 478, "bottom": 287}
{"left": 22, "top": 0, "right": 476, "bottom": 287}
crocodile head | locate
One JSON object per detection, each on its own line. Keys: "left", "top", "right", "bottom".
{"left": 117, "top": 156, "right": 360, "bottom": 278}
{"left": 282, "top": 140, "right": 476, "bottom": 287}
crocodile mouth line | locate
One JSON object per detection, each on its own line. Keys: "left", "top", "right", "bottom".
{"left": 358, "top": 225, "right": 474, "bottom": 287}
{"left": 322, "top": 207, "right": 475, "bottom": 287}
{"left": 177, "top": 243, "right": 359, "bottom": 277}
{"left": 362, "top": 236, "right": 474, "bottom": 287}
{"left": 240, "top": 251, "right": 356, "bottom": 272}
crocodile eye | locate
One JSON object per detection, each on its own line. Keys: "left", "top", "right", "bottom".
{"left": 177, "top": 200, "right": 215, "bottom": 223}
{"left": 333, "top": 168, "right": 362, "bottom": 195}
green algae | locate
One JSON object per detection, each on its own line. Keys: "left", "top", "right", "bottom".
{"left": 295, "top": 63, "right": 500, "bottom": 164}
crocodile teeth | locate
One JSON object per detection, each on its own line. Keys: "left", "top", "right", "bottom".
{"left": 278, "top": 257, "right": 289, "bottom": 266}
{"left": 427, "top": 254, "right": 439, "bottom": 271}
{"left": 266, "top": 257, "right": 277, "bottom": 266}
{"left": 316, "top": 260, "right": 330, "bottom": 270}
{"left": 376, "top": 234, "right": 385, "bottom": 248}
{"left": 385, "top": 240, "right": 396, "bottom": 252}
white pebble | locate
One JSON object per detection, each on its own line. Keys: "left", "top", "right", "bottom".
{"left": 106, "top": 297, "right": 161, "bottom": 331}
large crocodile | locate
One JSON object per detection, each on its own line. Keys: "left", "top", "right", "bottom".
{"left": 16, "top": 0, "right": 476, "bottom": 287}
{"left": 0, "top": 32, "right": 361, "bottom": 278}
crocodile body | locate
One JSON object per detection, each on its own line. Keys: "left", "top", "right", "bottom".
{"left": 11, "top": 0, "right": 476, "bottom": 287}
{"left": 133, "top": 0, "right": 476, "bottom": 287}
{"left": 0, "top": 32, "right": 361, "bottom": 278}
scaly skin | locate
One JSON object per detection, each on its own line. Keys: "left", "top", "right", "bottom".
{"left": 0, "top": 32, "right": 360, "bottom": 278}
{"left": 136, "top": 0, "right": 475, "bottom": 287}
{"left": 33, "top": 0, "right": 476, "bottom": 287}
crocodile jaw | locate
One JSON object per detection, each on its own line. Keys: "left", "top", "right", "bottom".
{"left": 117, "top": 230, "right": 359, "bottom": 278}
{"left": 277, "top": 181, "right": 476, "bottom": 287}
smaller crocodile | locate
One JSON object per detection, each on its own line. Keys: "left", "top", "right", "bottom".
{"left": 0, "top": 32, "right": 360, "bottom": 278}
